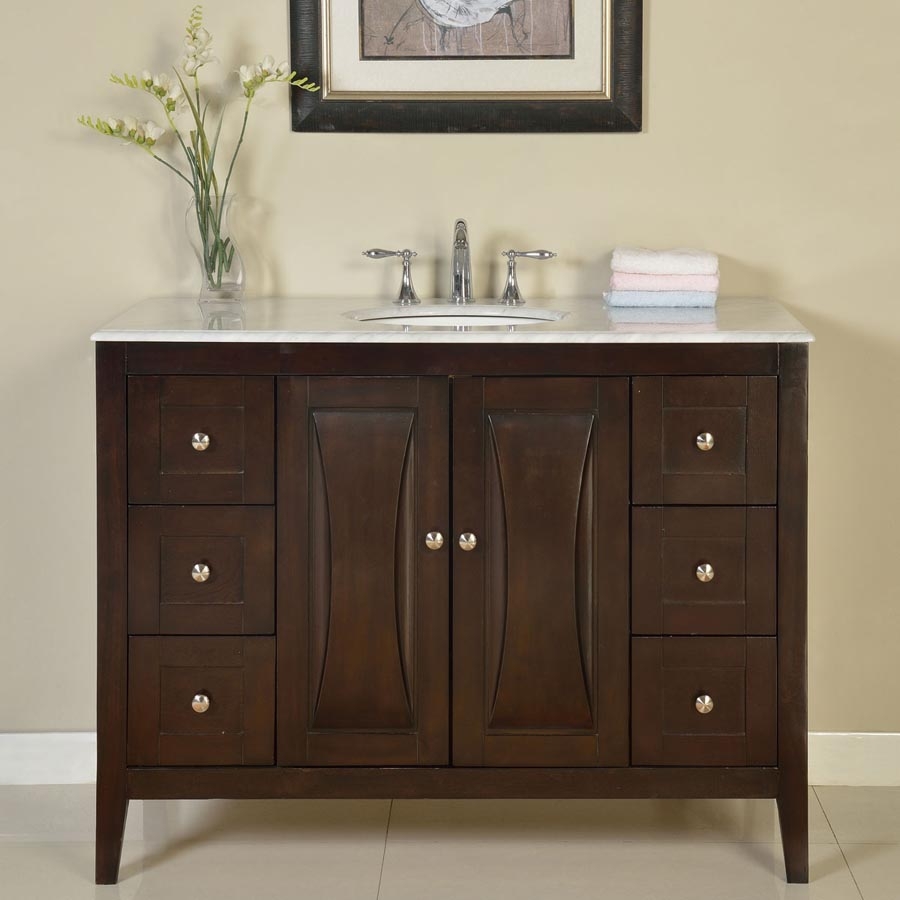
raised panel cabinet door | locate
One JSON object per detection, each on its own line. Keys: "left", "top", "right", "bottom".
{"left": 277, "top": 377, "right": 450, "bottom": 766}
{"left": 453, "top": 378, "right": 630, "bottom": 767}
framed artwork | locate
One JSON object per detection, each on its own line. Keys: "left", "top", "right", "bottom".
{"left": 290, "top": 0, "right": 642, "bottom": 132}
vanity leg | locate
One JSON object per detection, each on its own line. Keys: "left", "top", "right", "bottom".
{"left": 96, "top": 782, "right": 128, "bottom": 884}
{"left": 777, "top": 344, "right": 810, "bottom": 884}
{"left": 778, "top": 782, "right": 809, "bottom": 883}
{"left": 95, "top": 342, "right": 129, "bottom": 885}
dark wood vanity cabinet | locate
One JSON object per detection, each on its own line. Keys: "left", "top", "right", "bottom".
{"left": 96, "top": 341, "right": 808, "bottom": 885}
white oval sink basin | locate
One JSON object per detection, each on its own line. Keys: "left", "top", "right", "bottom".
{"left": 349, "top": 304, "right": 566, "bottom": 328}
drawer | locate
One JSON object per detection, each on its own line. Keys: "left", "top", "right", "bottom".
{"left": 632, "top": 376, "right": 777, "bottom": 505}
{"left": 631, "top": 637, "right": 776, "bottom": 766}
{"left": 127, "top": 637, "right": 275, "bottom": 766}
{"left": 632, "top": 507, "right": 776, "bottom": 635}
{"left": 128, "top": 507, "right": 275, "bottom": 635}
{"left": 128, "top": 376, "right": 274, "bottom": 504}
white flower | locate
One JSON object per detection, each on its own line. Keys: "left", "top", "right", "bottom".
{"left": 141, "top": 70, "right": 153, "bottom": 87}
{"left": 260, "top": 55, "right": 276, "bottom": 76}
{"left": 122, "top": 116, "right": 137, "bottom": 133}
{"left": 145, "top": 121, "right": 166, "bottom": 143}
{"left": 106, "top": 116, "right": 123, "bottom": 132}
{"left": 276, "top": 60, "right": 290, "bottom": 76}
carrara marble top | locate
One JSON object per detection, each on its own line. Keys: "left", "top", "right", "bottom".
{"left": 91, "top": 296, "right": 814, "bottom": 344}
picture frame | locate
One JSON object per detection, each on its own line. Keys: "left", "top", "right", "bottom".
{"left": 290, "top": 0, "right": 642, "bottom": 133}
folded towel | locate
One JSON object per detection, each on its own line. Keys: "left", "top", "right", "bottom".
{"left": 605, "top": 290, "right": 718, "bottom": 308}
{"left": 612, "top": 247, "right": 719, "bottom": 276}
{"left": 610, "top": 271, "right": 719, "bottom": 292}
{"left": 608, "top": 306, "right": 717, "bottom": 327}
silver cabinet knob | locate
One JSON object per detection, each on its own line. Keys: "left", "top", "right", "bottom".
{"left": 192, "top": 432, "right": 210, "bottom": 452}
{"left": 425, "top": 532, "right": 444, "bottom": 551}
{"left": 458, "top": 532, "right": 478, "bottom": 552}
{"left": 696, "top": 432, "right": 715, "bottom": 451}
{"left": 695, "top": 694, "right": 714, "bottom": 715}
{"left": 696, "top": 562, "right": 715, "bottom": 583}
{"left": 192, "top": 693, "right": 211, "bottom": 714}
{"left": 192, "top": 563, "right": 211, "bottom": 583}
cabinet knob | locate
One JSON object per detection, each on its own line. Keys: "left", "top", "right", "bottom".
{"left": 425, "top": 532, "right": 444, "bottom": 551}
{"left": 695, "top": 562, "right": 715, "bottom": 583}
{"left": 695, "top": 432, "right": 715, "bottom": 451}
{"left": 191, "top": 432, "right": 211, "bottom": 452}
{"left": 458, "top": 532, "right": 478, "bottom": 552}
{"left": 191, "top": 563, "right": 211, "bottom": 583}
{"left": 695, "top": 694, "right": 714, "bottom": 715}
{"left": 192, "top": 693, "right": 211, "bottom": 714}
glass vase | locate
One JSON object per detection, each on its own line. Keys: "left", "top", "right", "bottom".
{"left": 186, "top": 194, "right": 245, "bottom": 318}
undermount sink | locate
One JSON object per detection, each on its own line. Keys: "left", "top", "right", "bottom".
{"left": 349, "top": 304, "right": 567, "bottom": 328}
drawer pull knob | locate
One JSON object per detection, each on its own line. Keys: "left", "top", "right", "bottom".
{"left": 458, "top": 532, "right": 478, "bottom": 552}
{"left": 191, "top": 563, "right": 211, "bottom": 583}
{"left": 425, "top": 532, "right": 445, "bottom": 551}
{"left": 191, "top": 432, "right": 211, "bottom": 452}
{"left": 191, "top": 693, "right": 211, "bottom": 714}
{"left": 695, "top": 694, "right": 715, "bottom": 715}
{"left": 696, "top": 432, "right": 715, "bottom": 451}
{"left": 695, "top": 562, "right": 715, "bottom": 583}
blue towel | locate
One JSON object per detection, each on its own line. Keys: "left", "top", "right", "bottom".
{"left": 605, "top": 290, "right": 717, "bottom": 308}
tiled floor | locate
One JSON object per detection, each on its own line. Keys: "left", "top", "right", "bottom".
{"left": 2, "top": 785, "right": 898, "bottom": 898}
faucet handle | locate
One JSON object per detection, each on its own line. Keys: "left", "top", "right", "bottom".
{"left": 502, "top": 250, "right": 557, "bottom": 261}
{"left": 363, "top": 249, "right": 420, "bottom": 305}
{"left": 499, "top": 249, "right": 558, "bottom": 306}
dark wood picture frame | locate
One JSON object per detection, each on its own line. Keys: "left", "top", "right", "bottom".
{"left": 289, "top": 0, "right": 642, "bottom": 133}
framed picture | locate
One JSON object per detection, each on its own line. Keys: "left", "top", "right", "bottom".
{"left": 290, "top": 0, "right": 642, "bottom": 132}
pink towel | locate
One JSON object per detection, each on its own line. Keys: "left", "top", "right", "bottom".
{"left": 610, "top": 271, "right": 720, "bottom": 292}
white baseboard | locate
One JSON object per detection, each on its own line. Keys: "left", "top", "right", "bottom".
{"left": 2, "top": 731, "right": 899, "bottom": 787}
{"left": 0, "top": 733, "right": 96, "bottom": 785}
{"left": 808, "top": 732, "right": 900, "bottom": 786}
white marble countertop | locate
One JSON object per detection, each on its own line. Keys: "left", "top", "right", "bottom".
{"left": 91, "top": 297, "right": 814, "bottom": 344}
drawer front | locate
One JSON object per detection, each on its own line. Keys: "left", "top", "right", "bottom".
{"left": 129, "top": 507, "right": 275, "bottom": 635}
{"left": 632, "top": 376, "right": 777, "bottom": 505}
{"left": 632, "top": 507, "right": 776, "bottom": 635}
{"left": 632, "top": 637, "right": 776, "bottom": 766}
{"left": 128, "top": 637, "right": 275, "bottom": 766}
{"left": 128, "top": 376, "right": 274, "bottom": 504}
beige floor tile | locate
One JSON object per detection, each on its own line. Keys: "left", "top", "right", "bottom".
{"left": 815, "top": 786, "right": 900, "bottom": 844}
{"left": 841, "top": 843, "right": 900, "bottom": 900}
{"left": 138, "top": 797, "right": 391, "bottom": 844}
{"left": 1, "top": 839, "right": 385, "bottom": 900}
{"left": 389, "top": 790, "right": 835, "bottom": 844}
{"left": 0, "top": 784, "right": 390, "bottom": 845}
{"left": 0, "top": 785, "right": 143, "bottom": 842}
{"left": 379, "top": 840, "right": 858, "bottom": 900}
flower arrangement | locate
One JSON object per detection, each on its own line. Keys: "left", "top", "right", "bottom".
{"left": 79, "top": 5, "right": 319, "bottom": 299}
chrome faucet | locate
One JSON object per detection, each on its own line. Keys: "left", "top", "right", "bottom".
{"left": 449, "top": 218, "right": 474, "bottom": 304}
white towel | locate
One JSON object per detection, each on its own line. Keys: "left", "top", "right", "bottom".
{"left": 612, "top": 247, "right": 719, "bottom": 276}
{"left": 604, "top": 290, "right": 718, "bottom": 308}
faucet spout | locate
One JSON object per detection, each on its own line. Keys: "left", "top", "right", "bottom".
{"left": 449, "top": 218, "right": 474, "bottom": 304}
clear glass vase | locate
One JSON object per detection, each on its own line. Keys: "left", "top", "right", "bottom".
{"left": 186, "top": 194, "right": 245, "bottom": 317}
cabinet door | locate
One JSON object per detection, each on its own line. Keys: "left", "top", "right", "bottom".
{"left": 453, "top": 378, "right": 630, "bottom": 766}
{"left": 277, "top": 377, "right": 450, "bottom": 765}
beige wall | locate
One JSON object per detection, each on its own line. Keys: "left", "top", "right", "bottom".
{"left": 1, "top": 0, "right": 898, "bottom": 733}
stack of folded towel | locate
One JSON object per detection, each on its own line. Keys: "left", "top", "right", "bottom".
{"left": 606, "top": 247, "right": 719, "bottom": 307}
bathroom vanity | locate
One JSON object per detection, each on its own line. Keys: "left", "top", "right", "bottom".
{"left": 92, "top": 296, "right": 812, "bottom": 884}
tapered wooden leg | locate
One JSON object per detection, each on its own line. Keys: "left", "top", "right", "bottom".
{"left": 776, "top": 344, "right": 809, "bottom": 884}
{"left": 95, "top": 342, "right": 130, "bottom": 885}
{"left": 95, "top": 783, "right": 128, "bottom": 884}
{"left": 777, "top": 782, "right": 809, "bottom": 883}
